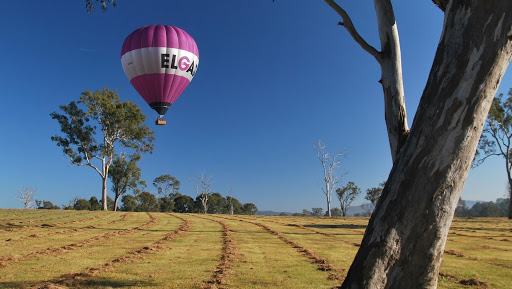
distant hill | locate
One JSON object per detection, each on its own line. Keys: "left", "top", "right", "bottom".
{"left": 464, "top": 200, "right": 483, "bottom": 208}
{"left": 256, "top": 210, "right": 293, "bottom": 216}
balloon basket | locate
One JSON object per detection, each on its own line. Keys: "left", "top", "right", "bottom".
{"left": 155, "top": 119, "right": 167, "bottom": 125}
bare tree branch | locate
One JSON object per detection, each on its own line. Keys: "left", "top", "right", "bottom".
{"left": 314, "top": 139, "right": 346, "bottom": 217}
{"left": 16, "top": 187, "right": 37, "bottom": 209}
{"left": 323, "top": 0, "right": 382, "bottom": 64}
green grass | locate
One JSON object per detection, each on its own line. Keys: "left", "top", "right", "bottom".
{"left": 0, "top": 210, "right": 510, "bottom": 288}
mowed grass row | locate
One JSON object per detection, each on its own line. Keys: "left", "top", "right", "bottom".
{"left": 237, "top": 215, "right": 512, "bottom": 289}
{"left": 0, "top": 210, "right": 103, "bottom": 230}
{"left": 0, "top": 209, "right": 511, "bottom": 288}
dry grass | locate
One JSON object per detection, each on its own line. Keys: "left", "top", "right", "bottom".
{"left": 0, "top": 210, "right": 510, "bottom": 288}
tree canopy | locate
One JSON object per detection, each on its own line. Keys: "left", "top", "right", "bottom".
{"left": 51, "top": 88, "right": 154, "bottom": 210}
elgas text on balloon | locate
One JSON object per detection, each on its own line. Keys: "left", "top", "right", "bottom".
{"left": 161, "top": 54, "right": 197, "bottom": 76}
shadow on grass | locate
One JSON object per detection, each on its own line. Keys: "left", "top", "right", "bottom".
{"left": 0, "top": 278, "right": 156, "bottom": 289}
{"left": 302, "top": 224, "right": 367, "bottom": 230}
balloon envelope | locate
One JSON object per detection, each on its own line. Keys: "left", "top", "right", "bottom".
{"left": 121, "top": 25, "right": 199, "bottom": 116}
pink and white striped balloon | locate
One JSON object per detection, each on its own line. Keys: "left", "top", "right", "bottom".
{"left": 121, "top": 25, "right": 199, "bottom": 117}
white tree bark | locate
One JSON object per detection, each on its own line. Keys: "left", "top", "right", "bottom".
{"left": 191, "top": 171, "right": 215, "bottom": 214}
{"left": 341, "top": 0, "right": 512, "bottom": 287}
{"left": 16, "top": 186, "right": 36, "bottom": 209}
{"left": 323, "top": 0, "right": 409, "bottom": 161}
{"left": 314, "top": 140, "right": 344, "bottom": 217}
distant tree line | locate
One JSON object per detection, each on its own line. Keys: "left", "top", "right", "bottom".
{"left": 455, "top": 198, "right": 510, "bottom": 218}
{"left": 34, "top": 191, "right": 258, "bottom": 215}
{"left": 294, "top": 181, "right": 384, "bottom": 217}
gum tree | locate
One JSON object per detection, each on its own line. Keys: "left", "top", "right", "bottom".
{"left": 314, "top": 139, "right": 345, "bottom": 217}
{"left": 336, "top": 182, "right": 360, "bottom": 217}
{"left": 320, "top": 0, "right": 512, "bottom": 288}
{"left": 51, "top": 88, "right": 154, "bottom": 210}
{"left": 474, "top": 88, "right": 512, "bottom": 219}
{"left": 109, "top": 153, "right": 146, "bottom": 211}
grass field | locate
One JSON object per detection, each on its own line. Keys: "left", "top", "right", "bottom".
{"left": 0, "top": 210, "right": 510, "bottom": 289}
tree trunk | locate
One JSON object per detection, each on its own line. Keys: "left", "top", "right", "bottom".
{"left": 114, "top": 195, "right": 120, "bottom": 212}
{"left": 374, "top": 0, "right": 409, "bottom": 162}
{"left": 101, "top": 175, "right": 108, "bottom": 211}
{"left": 506, "top": 154, "right": 512, "bottom": 219}
{"left": 327, "top": 198, "right": 332, "bottom": 217}
{"left": 508, "top": 182, "right": 512, "bottom": 219}
{"left": 341, "top": 1, "right": 512, "bottom": 288}
{"left": 508, "top": 176, "right": 512, "bottom": 219}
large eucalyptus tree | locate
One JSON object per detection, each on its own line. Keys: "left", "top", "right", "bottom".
{"left": 51, "top": 88, "right": 154, "bottom": 210}
{"left": 321, "top": 1, "right": 512, "bottom": 288}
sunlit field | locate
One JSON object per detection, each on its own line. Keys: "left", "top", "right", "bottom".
{"left": 0, "top": 209, "right": 510, "bottom": 288}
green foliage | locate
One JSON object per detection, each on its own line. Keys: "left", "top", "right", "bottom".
{"left": 121, "top": 195, "right": 137, "bottom": 212}
{"left": 89, "top": 197, "right": 102, "bottom": 210}
{"left": 73, "top": 198, "right": 92, "bottom": 210}
{"left": 241, "top": 203, "right": 258, "bottom": 215}
{"left": 173, "top": 194, "right": 195, "bottom": 213}
{"left": 158, "top": 196, "right": 175, "bottom": 212}
{"left": 365, "top": 182, "right": 385, "bottom": 206}
{"left": 302, "top": 209, "right": 312, "bottom": 216}
{"left": 311, "top": 207, "right": 323, "bottom": 216}
{"left": 327, "top": 207, "right": 342, "bottom": 217}
{"left": 456, "top": 198, "right": 510, "bottom": 217}
{"left": 226, "top": 196, "right": 243, "bottom": 214}
{"left": 135, "top": 192, "right": 159, "bottom": 212}
{"left": 85, "top": 0, "right": 117, "bottom": 12}
{"left": 207, "top": 193, "right": 228, "bottom": 214}
{"left": 110, "top": 153, "right": 145, "bottom": 209}
{"left": 336, "top": 181, "right": 361, "bottom": 216}
{"left": 51, "top": 88, "right": 155, "bottom": 165}
{"left": 50, "top": 88, "right": 154, "bottom": 210}
{"left": 153, "top": 174, "right": 180, "bottom": 197}
{"left": 475, "top": 89, "right": 512, "bottom": 166}
{"left": 35, "top": 200, "right": 60, "bottom": 210}
{"left": 475, "top": 88, "right": 512, "bottom": 218}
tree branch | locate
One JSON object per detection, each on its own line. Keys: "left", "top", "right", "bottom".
{"left": 431, "top": 0, "right": 447, "bottom": 12}
{"left": 323, "top": 0, "right": 382, "bottom": 64}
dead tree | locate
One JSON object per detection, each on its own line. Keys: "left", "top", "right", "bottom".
{"left": 191, "top": 171, "right": 215, "bottom": 214}
{"left": 314, "top": 139, "right": 345, "bottom": 217}
{"left": 16, "top": 186, "right": 37, "bottom": 209}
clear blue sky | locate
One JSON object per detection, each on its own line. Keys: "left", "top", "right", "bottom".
{"left": 1, "top": 1, "right": 510, "bottom": 212}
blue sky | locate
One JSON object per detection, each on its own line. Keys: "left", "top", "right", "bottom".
{"left": 1, "top": 1, "right": 510, "bottom": 212}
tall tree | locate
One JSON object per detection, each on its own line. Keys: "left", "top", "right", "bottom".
{"left": 336, "top": 182, "right": 361, "bottom": 217}
{"left": 474, "top": 88, "right": 512, "bottom": 219}
{"left": 314, "top": 139, "right": 345, "bottom": 217}
{"left": 173, "top": 194, "right": 195, "bottom": 213}
{"left": 121, "top": 194, "right": 137, "bottom": 212}
{"left": 241, "top": 203, "right": 258, "bottom": 215}
{"left": 135, "top": 191, "right": 159, "bottom": 212}
{"left": 321, "top": 1, "right": 512, "bottom": 288}
{"left": 89, "top": 196, "right": 102, "bottom": 211}
{"left": 190, "top": 171, "right": 214, "bottom": 214}
{"left": 109, "top": 153, "right": 146, "bottom": 211}
{"left": 51, "top": 88, "right": 154, "bottom": 211}
{"left": 226, "top": 195, "right": 243, "bottom": 215}
{"left": 16, "top": 186, "right": 37, "bottom": 209}
{"left": 312, "top": 207, "right": 324, "bottom": 217}
{"left": 364, "top": 182, "right": 385, "bottom": 215}
{"left": 153, "top": 174, "right": 180, "bottom": 198}
{"left": 207, "top": 193, "right": 228, "bottom": 214}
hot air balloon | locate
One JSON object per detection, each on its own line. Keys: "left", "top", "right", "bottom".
{"left": 121, "top": 25, "right": 199, "bottom": 125}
